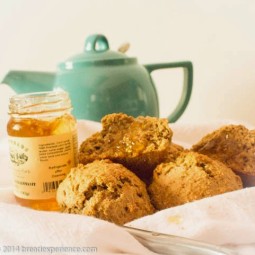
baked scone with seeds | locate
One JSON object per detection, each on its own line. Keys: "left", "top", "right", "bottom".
{"left": 192, "top": 125, "right": 255, "bottom": 186}
{"left": 78, "top": 113, "right": 173, "bottom": 181}
{"left": 57, "top": 160, "right": 155, "bottom": 225}
{"left": 148, "top": 151, "right": 242, "bottom": 210}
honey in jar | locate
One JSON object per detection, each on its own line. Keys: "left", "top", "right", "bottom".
{"left": 7, "top": 91, "right": 78, "bottom": 211}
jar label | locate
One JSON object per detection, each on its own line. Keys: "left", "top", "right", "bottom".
{"left": 8, "top": 131, "right": 78, "bottom": 199}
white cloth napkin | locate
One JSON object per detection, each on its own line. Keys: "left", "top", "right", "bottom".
{"left": 0, "top": 201, "right": 158, "bottom": 255}
{"left": 127, "top": 187, "right": 255, "bottom": 254}
{"left": 1, "top": 119, "right": 255, "bottom": 255}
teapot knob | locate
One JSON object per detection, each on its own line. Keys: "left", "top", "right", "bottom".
{"left": 85, "top": 34, "right": 109, "bottom": 52}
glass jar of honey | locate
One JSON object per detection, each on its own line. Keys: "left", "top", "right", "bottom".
{"left": 7, "top": 91, "right": 78, "bottom": 211}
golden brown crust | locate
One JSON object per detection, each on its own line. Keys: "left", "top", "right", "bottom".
{"left": 148, "top": 151, "right": 243, "bottom": 210}
{"left": 78, "top": 113, "right": 173, "bottom": 181}
{"left": 163, "top": 143, "right": 185, "bottom": 163}
{"left": 57, "top": 160, "right": 155, "bottom": 225}
{"left": 192, "top": 125, "right": 255, "bottom": 176}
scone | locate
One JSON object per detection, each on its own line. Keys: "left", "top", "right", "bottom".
{"left": 57, "top": 160, "right": 155, "bottom": 225}
{"left": 148, "top": 151, "right": 243, "bottom": 210}
{"left": 192, "top": 125, "right": 255, "bottom": 186}
{"left": 163, "top": 143, "right": 185, "bottom": 163}
{"left": 79, "top": 113, "right": 173, "bottom": 181}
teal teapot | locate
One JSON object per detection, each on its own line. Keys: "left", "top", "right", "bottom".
{"left": 2, "top": 34, "right": 193, "bottom": 122}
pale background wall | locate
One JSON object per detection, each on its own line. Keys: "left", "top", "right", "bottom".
{"left": 1, "top": 0, "right": 255, "bottom": 135}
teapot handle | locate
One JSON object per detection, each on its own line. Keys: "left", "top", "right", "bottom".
{"left": 144, "top": 61, "right": 193, "bottom": 123}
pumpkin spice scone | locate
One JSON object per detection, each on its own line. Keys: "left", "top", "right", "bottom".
{"left": 78, "top": 113, "right": 173, "bottom": 181}
{"left": 57, "top": 160, "right": 155, "bottom": 225}
{"left": 192, "top": 125, "right": 255, "bottom": 181}
{"left": 148, "top": 151, "right": 243, "bottom": 210}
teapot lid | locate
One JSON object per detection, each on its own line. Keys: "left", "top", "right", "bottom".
{"left": 58, "top": 34, "right": 137, "bottom": 70}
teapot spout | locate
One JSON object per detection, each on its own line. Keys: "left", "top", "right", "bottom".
{"left": 1, "top": 70, "right": 56, "bottom": 94}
